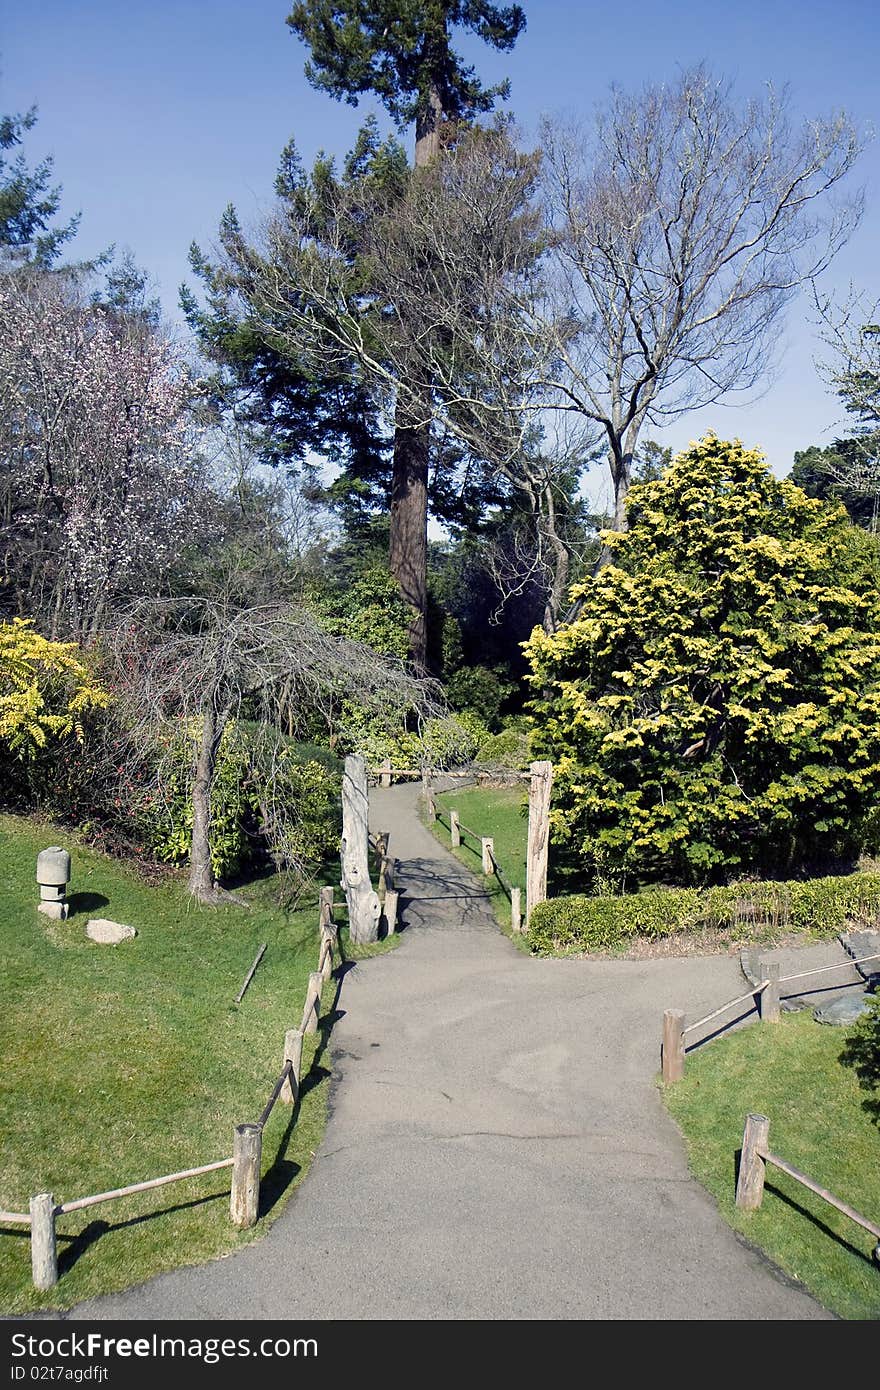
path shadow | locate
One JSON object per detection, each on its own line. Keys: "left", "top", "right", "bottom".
{"left": 55, "top": 1190, "right": 229, "bottom": 1276}
{"left": 66, "top": 891, "right": 109, "bottom": 916}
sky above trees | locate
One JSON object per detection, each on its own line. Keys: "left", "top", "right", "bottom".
{"left": 2, "top": 0, "right": 878, "bottom": 510}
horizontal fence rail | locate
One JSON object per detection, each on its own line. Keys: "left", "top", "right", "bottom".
{"left": 662, "top": 947, "right": 880, "bottom": 1085}
{"left": 735, "top": 1112, "right": 880, "bottom": 1260}
{"left": 7, "top": 890, "right": 341, "bottom": 1293}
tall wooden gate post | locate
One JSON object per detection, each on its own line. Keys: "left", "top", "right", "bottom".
{"left": 526, "top": 760, "right": 553, "bottom": 926}
{"left": 341, "top": 755, "right": 381, "bottom": 945}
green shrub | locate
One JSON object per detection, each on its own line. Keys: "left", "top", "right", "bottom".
{"left": 143, "top": 722, "right": 341, "bottom": 880}
{"left": 343, "top": 708, "right": 488, "bottom": 770}
{"left": 528, "top": 872, "right": 880, "bottom": 954}
{"left": 476, "top": 723, "right": 531, "bottom": 769}
{"left": 446, "top": 665, "right": 515, "bottom": 731}
{"left": 526, "top": 435, "right": 880, "bottom": 887}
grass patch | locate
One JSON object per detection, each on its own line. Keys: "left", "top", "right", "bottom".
{"left": 430, "top": 785, "right": 528, "bottom": 943}
{"left": 664, "top": 1010, "right": 880, "bottom": 1320}
{"left": 0, "top": 813, "right": 348, "bottom": 1313}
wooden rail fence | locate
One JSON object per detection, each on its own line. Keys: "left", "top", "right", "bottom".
{"left": 661, "top": 950, "right": 880, "bottom": 1084}
{"left": 736, "top": 1112, "right": 880, "bottom": 1264}
{"left": 5, "top": 893, "right": 341, "bottom": 1293}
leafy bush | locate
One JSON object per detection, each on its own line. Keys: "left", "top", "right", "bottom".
{"left": 476, "top": 722, "right": 532, "bottom": 769}
{"left": 446, "top": 664, "right": 515, "bottom": 731}
{"left": 528, "top": 872, "right": 880, "bottom": 954}
{"left": 526, "top": 435, "right": 880, "bottom": 888}
{"left": 342, "top": 707, "right": 487, "bottom": 770}
{"left": 142, "top": 722, "right": 341, "bottom": 879}
{"left": 0, "top": 618, "right": 109, "bottom": 757}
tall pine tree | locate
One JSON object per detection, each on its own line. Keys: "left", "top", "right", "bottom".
{"left": 286, "top": 2, "right": 526, "bottom": 668}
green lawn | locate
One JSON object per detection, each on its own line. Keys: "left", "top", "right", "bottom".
{"left": 664, "top": 1010, "right": 880, "bottom": 1320}
{"left": 0, "top": 813, "right": 364, "bottom": 1313}
{"left": 431, "top": 784, "right": 528, "bottom": 940}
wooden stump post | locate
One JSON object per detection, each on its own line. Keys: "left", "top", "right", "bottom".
{"left": 761, "top": 961, "right": 780, "bottom": 1023}
{"left": 481, "top": 837, "right": 494, "bottom": 876}
{"left": 230, "top": 1124, "right": 261, "bottom": 1228}
{"left": 280, "top": 1028, "right": 303, "bottom": 1105}
{"left": 320, "top": 928, "right": 335, "bottom": 982}
{"left": 380, "top": 758, "right": 392, "bottom": 788}
{"left": 30, "top": 1192, "right": 57, "bottom": 1290}
{"left": 526, "top": 761, "right": 553, "bottom": 925}
{"left": 511, "top": 887, "right": 522, "bottom": 934}
{"left": 375, "top": 832, "right": 389, "bottom": 894}
{"left": 319, "top": 885, "right": 334, "bottom": 921}
{"left": 735, "top": 1114, "right": 770, "bottom": 1210}
{"left": 304, "top": 971, "right": 322, "bottom": 1035}
{"left": 661, "top": 1009, "right": 685, "bottom": 1084}
{"left": 422, "top": 767, "right": 436, "bottom": 823}
{"left": 383, "top": 889, "right": 399, "bottom": 936}
{"left": 450, "top": 810, "right": 461, "bottom": 848}
{"left": 341, "top": 754, "right": 381, "bottom": 945}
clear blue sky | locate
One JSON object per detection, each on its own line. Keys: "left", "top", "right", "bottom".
{"left": 3, "top": 0, "right": 879, "bottom": 506}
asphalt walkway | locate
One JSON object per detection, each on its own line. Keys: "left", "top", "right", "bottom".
{"left": 69, "top": 783, "right": 833, "bottom": 1321}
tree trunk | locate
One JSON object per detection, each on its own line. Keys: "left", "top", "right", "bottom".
{"left": 386, "top": 83, "right": 443, "bottom": 674}
{"left": 189, "top": 701, "right": 228, "bottom": 902}
{"left": 389, "top": 410, "right": 429, "bottom": 671}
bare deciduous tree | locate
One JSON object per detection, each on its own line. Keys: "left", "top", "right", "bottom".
{"left": 811, "top": 283, "right": 880, "bottom": 511}
{"left": 536, "top": 68, "right": 863, "bottom": 528}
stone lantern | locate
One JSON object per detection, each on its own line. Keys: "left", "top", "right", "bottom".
{"left": 36, "top": 847, "right": 71, "bottom": 920}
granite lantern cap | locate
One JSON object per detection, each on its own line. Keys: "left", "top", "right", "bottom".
{"left": 36, "top": 846, "right": 71, "bottom": 902}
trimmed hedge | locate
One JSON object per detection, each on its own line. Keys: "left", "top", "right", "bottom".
{"left": 528, "top": 872, "right": 880, "bottom": 954}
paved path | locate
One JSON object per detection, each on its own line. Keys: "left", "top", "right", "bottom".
{"left": 69, "top": 784, "right": 833, "bottom": 1321}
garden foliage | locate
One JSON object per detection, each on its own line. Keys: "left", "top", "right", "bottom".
{"left": 526, "top": 436, "right": 880, "bottom": 889}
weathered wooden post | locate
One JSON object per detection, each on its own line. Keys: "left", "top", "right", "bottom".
{"left": 526, "top": 760, "right": 553, "bottom": 924}
{"left": 280, "top": 1028, "right": 303, "bottom": 1105}
{"left": 511, "top": 887, "right": 522, "bottom": 934}
{"left": 383, "top": 889, "right": 399, "bottom": 935}
{"left": 661, "top": 1009, "right": 685, "bottom": 1083}
{"left": 380, "top": 758, "right": 392, "bottom": 788}
{"left": 422, "top": 766, "right": 436, "bottom": 823}
{"left": 304, "top": 971, "right": 323, "bottom": 1035}
{"left": 230, "top": 1124, "right": 261, "bottom": 1228}
{"left": 450, "top": 810, "right": 461, "bottom": 848}
{"left": 341, "top": 754, "right": 381, "bottom": 944}
{"left": 481, "top": 836, "right": 494, "bottom": 876}
{"left": 761, "top": 961, "right": 780, "bottom": 1022}
{"left": 375, "top": 832, "right": 389, "bottom": 894}
{"left": 319, "top": 884, "right": 334, "bottom": 921}
{"left": 30, "top": 1192, "right": 58, "bottom": 1290}
{"left": 735, "top": 1114, "right": 770, "bottom": 1210}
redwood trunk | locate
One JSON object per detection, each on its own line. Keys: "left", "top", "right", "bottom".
{"left": 389, "top": 411, "right": 429, "bottom": 671}
{"left": 387, "top": 84, "right": 443, "bottom": 673}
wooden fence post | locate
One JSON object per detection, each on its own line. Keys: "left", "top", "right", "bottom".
{"left": 481, "top": 836, "right": 494, "bottom": 876}
{"left": 380, "top": 758, "right": 392, "bottom": 788}
{"left": 383, "top": 889, "right": 399, "bottom": 936}
{"left": 230, "top": 1124, "right": 262, "bottom": 1228}
{"left": 735, "top": 1114, "right": 770, "bottom": 1210}
{"left": 526, "top": 760, "right": 553, "bottom": 924}
{"left": 450, "top": 810, "right": 460, "bottom": 848}
{"left": 375, "top": 832, "right": 389, "bottom": 894}
{"left": 661, "top": 1009, "right": 685, "bottom": 1083}
{"left": 511, "top": 886, "right": 522, "bottom": 934}
{"left": 304, "top": 971, "right": 323, "bottom": 1035}
{"left": 30, "top": 1192, "right": 57, "bottom": 1290}
{"left": 319, "top": 885, "right": 334, "bottom": 921}
{"left": 280, "top": 1028, "right": 303, "bottom": 1105}
{"left": 761, "top": 961, "right": 780, "bottom": 1023}
{"left": 341, "top": 754, "right": 381, "bottom": 944}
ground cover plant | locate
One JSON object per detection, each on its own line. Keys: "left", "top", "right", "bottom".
{"left": 664, "top": 1011, "right": 880, "bottom": 1320}
{"left": 0, "top": 813, "right": 357, "bottom": 1313}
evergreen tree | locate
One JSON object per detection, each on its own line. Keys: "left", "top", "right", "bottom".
{"left": 0, "top": 106, "right": 78, "bottom": 267}
{"left": 286, "top": 1, "right": 526, "bottom": 668}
